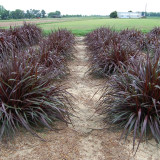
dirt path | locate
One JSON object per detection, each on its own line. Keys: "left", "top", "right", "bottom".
{"left": 0, "top": 19, "right": 70, "bottom": 27}
{"left": 0, "top": 37, "right": 159, "bottom": 160}
{"left": 66, "top": 37, "right": 133, "bottom": 160}
{"left": 67, "top": 37, "right": 106, "bottom": 159}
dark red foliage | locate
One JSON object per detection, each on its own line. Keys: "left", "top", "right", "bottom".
{"left": 7, "top": 23, "right": 42, "bottom": 49}
{"left": 0, "top": 50, "right": 71, "bottom": 140}
{"left": 144, "top": 27, "right": 160, "bottom": 53}
{"left": 0, "top": 32, "right": 15, "bottom": 56}
{"left": 85, "top": 27, "right": 160, "bottom": 153}
{"left": 0, "top": 23, "right": 42, "bottom": 55}
{"left": 38, "top": 29, "right": 75, "bottom": 78}
{"left": 85, "top": 27, "right": 119, "bottom": 54}
{"left": 45, "top": 29, "right": 75, "bottom": 58}
{"left": 0, "top": 27, "right": 75, "bottom": 141}
{"left": 119, "top": 29, "right": 146, "bottom": 50}
{"left": 101, "top": 54, "right": 160, "bottom": 153}
{"left": 150, "top": 27, "right": 160, "bottom": 36}
{"left": 85, "top": 27, "right": 138, "bottom": 76}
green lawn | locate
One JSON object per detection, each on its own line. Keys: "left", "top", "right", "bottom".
{"left": 1, "top": 17, "right": 160, "bottom": 36}
{"left": 37, "top": 17, "right": 160, "bottom": 36}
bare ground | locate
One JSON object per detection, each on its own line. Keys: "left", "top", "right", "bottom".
{"left": 0, "top": 37, "right": 160, "bottom": 160}
{"left": 0, "top": 19, "right": 69, "bottom": 27}
{"left": 0, "top": 18, "right": 79, "bottom": 28}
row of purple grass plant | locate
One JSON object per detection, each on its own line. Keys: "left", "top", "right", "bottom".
{"left": 85, "top": 27, "right": 160, "bottom": 153}
{"left": 0, "top": 23, "right": 42, "bottom": 56}
{"left": 0, "top": 25, "right": 75, "bottom": 141}
{"left": 85, "top": 27, "right": 160, "bottom": 76}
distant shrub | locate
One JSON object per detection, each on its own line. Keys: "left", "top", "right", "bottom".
{"left": 110, "top": 11, "right": 118, "bottom": 18}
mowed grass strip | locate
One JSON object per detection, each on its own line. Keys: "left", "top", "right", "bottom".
{"left": 37, "top": 17, "right": 160, "bottom": 36}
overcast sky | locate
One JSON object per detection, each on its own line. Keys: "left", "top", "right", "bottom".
{"left": 0, "top": 0, "right": 160, "bottom": 15}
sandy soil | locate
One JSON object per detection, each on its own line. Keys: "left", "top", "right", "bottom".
{"left": 0, "top": 19, "right": 68, "bottom": 27}
{"left": 0, "top": 37, "right": 160, "bottom": 160}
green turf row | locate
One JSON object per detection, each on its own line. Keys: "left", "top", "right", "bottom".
{"left": 37, "top": 17, "right": 160, "bottom": 36}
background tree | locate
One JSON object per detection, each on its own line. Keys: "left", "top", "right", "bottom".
{"left": 1, "top": 10, "right": 10, "bottom": 19}
{"left": 32, "top": 9, "right": 41, "bottom": 18}
{"left": 110, "top": 11, "right": 118, "bottom": 18}
{"left": 25, "top": 10, "right": 32, "bottom": 19}
{"left": 62, "top": 14, "right": 82, "bottom": 17}
{"left": 0, "top": 5, "right": 10, "bottom": 20}
{"left": 10, "top": 9, "right": 25, "bottom": 19}
{"left": 48, "top": 11, "right": 61, "bottom": 18}
{"left": 146, "top": 12, "right": 160, "bottom": 17}
{"left": 41, "top": 10, "right": 46, "bottom": 18}
{"left": 0, "top": 5, "right": 5, "bottom": 14}
{"left": 25, "top": 9, "right": 41, "bottom": 18}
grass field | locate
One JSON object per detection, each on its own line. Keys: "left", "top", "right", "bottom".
{"left": 1, "top": 17, "right": 160, "bottom": 36}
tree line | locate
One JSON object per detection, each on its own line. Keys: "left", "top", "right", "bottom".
{"left": 0, "top": 5, "right": 64, "bottom": 20}
{"left": 146, "top": 12, "right": 160, "bottom": 17}
{"left": 0, "top": 5, "right": 46, "bottom": 19}
{"left": 0, "top": 5, "right": 94, "bottom": 20}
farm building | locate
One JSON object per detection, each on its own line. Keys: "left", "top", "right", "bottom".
{"left": 117, "top": 12, "right": 142, "bottom": 18}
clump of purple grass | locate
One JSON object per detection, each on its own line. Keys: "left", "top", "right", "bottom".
{"left": 101, "top": 53, "right": 160, "bottom": 153}
{"left": 119, "top": 29, "right": 146, "bottom": 51}
{"left": 145, "top": 27, "right": 160, "bottom": 53}
{"left": 0, "top": 49, "right": 71, "bottom": 141}
{"left": 85, "top": 27, "right": 138, "bottom": 76}
{"left": 38, "top": 29, "right": 75, "bottom": 78}
{"left": 0, "top": 23, "right": 42, "bottom": 56}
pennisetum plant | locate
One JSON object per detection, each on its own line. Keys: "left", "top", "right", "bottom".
{"left": 38, "top": 29, "right": 75, "bottom": 78}
{"left": 0, "top": 23, "right": 42, "bottom": 56}
{"left": 0, "top": 50, "right": 71, "bottom": 141}
{"left": 101, "top": 53, "right": 160, "bottom": 153}
{"left": 85, "top": 27, "right": 139, "bottom": 76}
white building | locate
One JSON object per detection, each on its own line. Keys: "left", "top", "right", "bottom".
{"left": 117, "top": 12, "right": 142, "bottom": 18}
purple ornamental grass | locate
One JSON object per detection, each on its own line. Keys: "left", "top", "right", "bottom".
{"left": 119, "top": 29, "right": 145, "bottom": 51}
{"left": 0, "top": 50, "right": 71, "bottom": 140}
{"left": 85, "top": 27, "right": 138, "bottom": 76}
{"left": 101, "top": 54, "right": 160, "bottom": 152}
{"left": 38, "top": 29, "right": 75, "bottom": 78}
{"left": 46, "top": 29, "right": 75, "bottom": 58}
{"left": 0, "top": 23, "right": 42, "bottom": 56}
